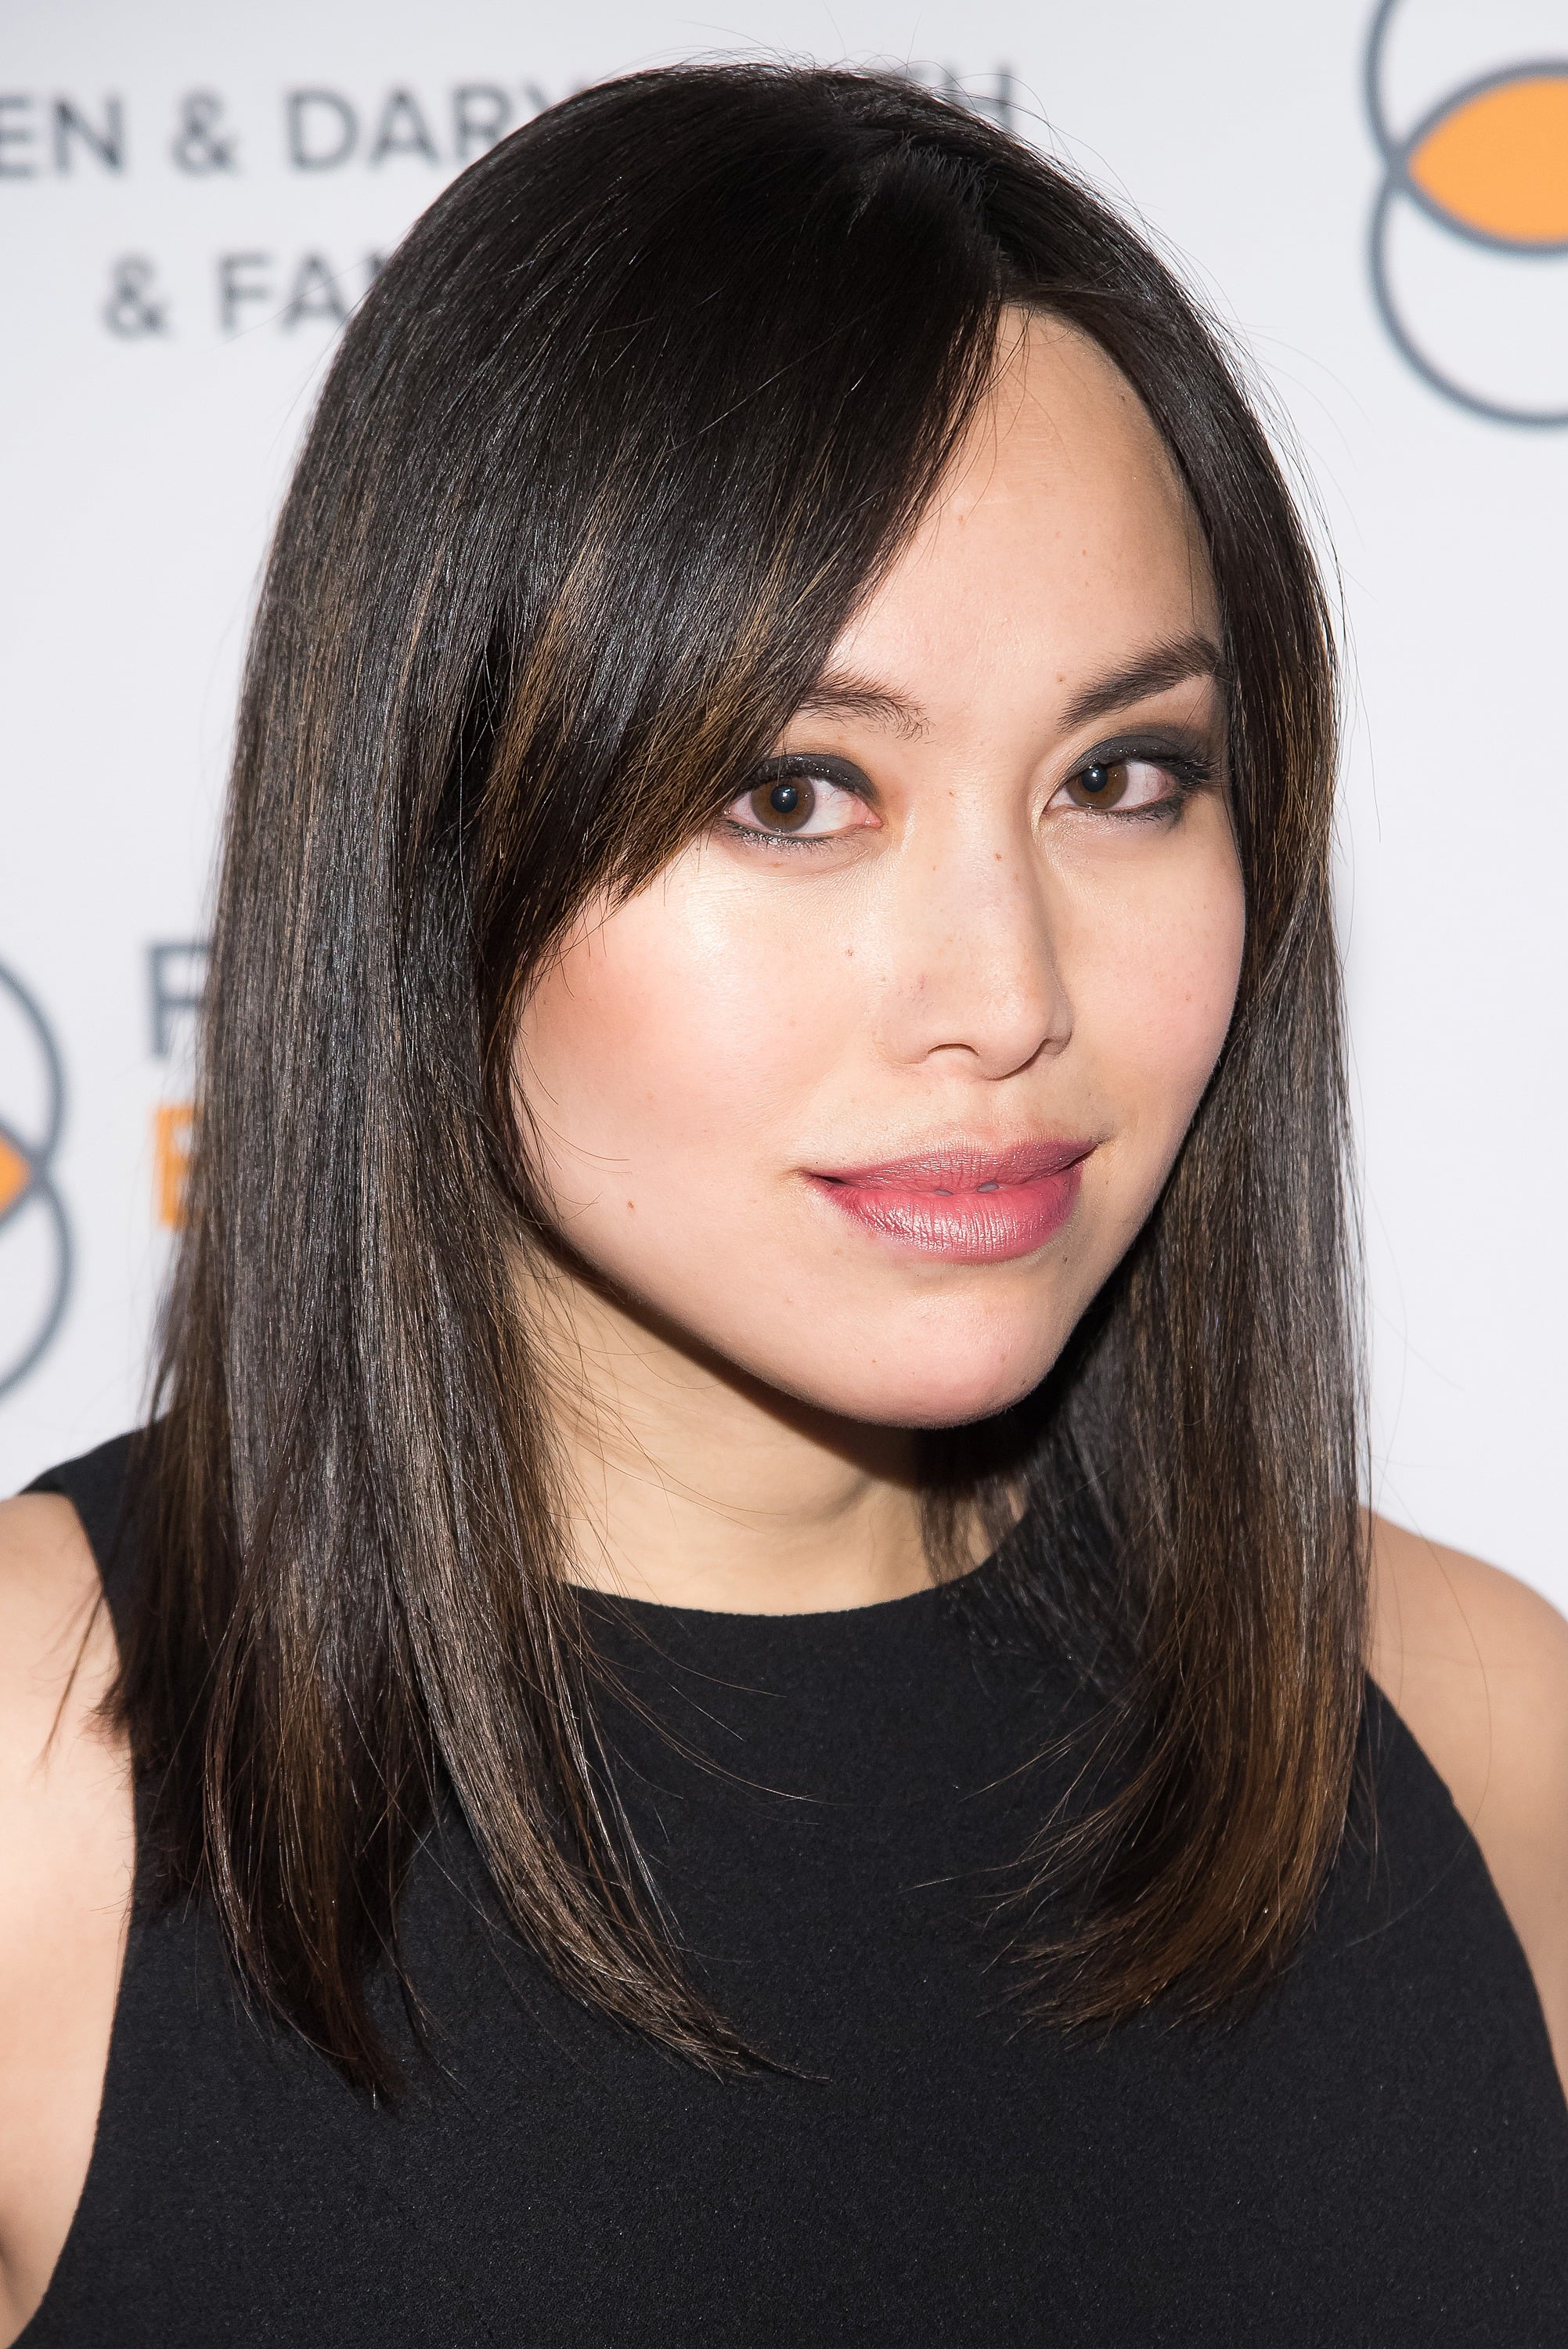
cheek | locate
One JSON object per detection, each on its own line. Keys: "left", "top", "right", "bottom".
{"left": 1126, "top": 894, "right": 1242, "bottom": 1096}
{"left": 1072, "top": 830, "right": 1245, "bottom": 1160}
{"left": 515, "top": 873, "right": 840, "bottom": 1218}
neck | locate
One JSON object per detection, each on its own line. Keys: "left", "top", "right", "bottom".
{"left": 524, "top": 1253, "right": 935, "bottom": 1615}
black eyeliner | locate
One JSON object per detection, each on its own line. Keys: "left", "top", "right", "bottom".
{"left": 1077, "top": 727, "right": 1219, "bottom": 775}
{"left": 716, "top": 750, "right": 875, "bottom": 851}
{"left": 1068, "top": 730, "right": 1222, "bottom": 821}
{"left": 748, "top": 751, "right": 874, "bottom": 793}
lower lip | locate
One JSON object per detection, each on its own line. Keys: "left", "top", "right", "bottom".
{"left": 807, "top": 1160, "right": 1086, "bottom": 1264}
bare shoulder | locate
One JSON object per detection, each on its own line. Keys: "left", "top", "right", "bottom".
{"left": 1368, "top": 1512, "right": 1568, "bottom": 1824}
{"left": 0, "top": 1492, "right": 134, "bottom": 2344}
{"left": 0, "top": 1492, "right": 114, "bottom": 1720}
{"left": 1368, "top": 1510, "right": 1568, "bottom": 2089}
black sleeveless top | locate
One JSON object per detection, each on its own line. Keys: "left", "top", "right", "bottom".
{"left": 20, "top": 1434, "right": 1568, "bottom": 2344}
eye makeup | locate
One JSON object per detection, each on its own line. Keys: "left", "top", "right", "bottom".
{"left": 717, "top": 752, "right": 878, "bottom": 848}
{"left": 713, "top": 721, "right": 1223, "bottom": 853}
{"left": 1052, "top": 730, "right": 1219, "bottom": 822}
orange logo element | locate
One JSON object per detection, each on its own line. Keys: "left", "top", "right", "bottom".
{"left": 1408, "top": 74, "right": 1568, "bottom": 247}
{"left": 153, "top": 1102, "right": 194, "bottom": 1229}
{"left": 0, "top": 1127, "right": 29, "bottom": 1218}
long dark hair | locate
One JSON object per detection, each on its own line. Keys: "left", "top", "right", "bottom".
{"left": 124, "top": 63, "right": 1361, "bottom": 2089}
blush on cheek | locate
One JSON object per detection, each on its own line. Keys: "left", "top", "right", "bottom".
{"left": 1137, "top": 937, "right": 1242, "bottom": 1090}
{"left": 515, "top": 877, "right": 849, "bottom": 1232}
{"left": 1157, "top": 819, "right": 1245, "bottom": 1034}
{"left": 1094, "top": 867, "right": 1245, "bottom": 1169}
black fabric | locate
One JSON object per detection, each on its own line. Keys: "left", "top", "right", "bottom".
{"left": 20, "top": 1431, "right": 1568, "bottom": 2345}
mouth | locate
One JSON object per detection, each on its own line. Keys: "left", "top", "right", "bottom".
{"left": 804, "top": 1139, "right": 1094, "bottom": 1265}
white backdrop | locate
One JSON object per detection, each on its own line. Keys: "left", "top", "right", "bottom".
{"left": 2, "top": 0, "right": 1566, "bottom": 1607}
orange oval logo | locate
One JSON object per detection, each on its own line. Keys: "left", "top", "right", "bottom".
{"left": 1408, "top": 74, "right": 1568, "bottom": 248}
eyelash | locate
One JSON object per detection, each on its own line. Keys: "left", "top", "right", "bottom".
{"left": 714, "top": 754, "right": 871, "bottom": 852}
{"left": 1079, "top": 743, "right": 1217, "bottom": 824}
{"left": 715, "top": 740, "right": 1219, "bottom": 851}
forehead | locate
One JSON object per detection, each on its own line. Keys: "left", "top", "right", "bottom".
{"left": 831, "top": 313, "right": 1217, "bottom": 702}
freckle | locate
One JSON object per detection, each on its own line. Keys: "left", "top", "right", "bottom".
{"left": 625, "top": 1200, "right": 635, "bottom": 1212}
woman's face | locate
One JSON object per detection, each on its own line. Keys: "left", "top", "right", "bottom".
{"left": 516, "top": 317, "right": 1245, "bottom": 1430}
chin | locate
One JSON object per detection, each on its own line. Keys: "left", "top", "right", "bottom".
{"left": 775, "top": 1329, "right": 1059, "bottom": 1432}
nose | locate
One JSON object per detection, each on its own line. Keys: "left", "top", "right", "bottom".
{"left": 871, "top": 799, "right": 1072, "bottom": 1080}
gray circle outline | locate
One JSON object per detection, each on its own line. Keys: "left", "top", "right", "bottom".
{"left": 0, "top": 960, "right": 72, "bottom": 1401}
{"left": 1364, "top": 0, "right": 1568, "bottom": 425}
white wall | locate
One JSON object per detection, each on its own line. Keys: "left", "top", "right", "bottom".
{"left": 3, "top": 0, "right": 1565, "bottom": 1606}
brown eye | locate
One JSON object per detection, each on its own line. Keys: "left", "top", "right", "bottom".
{"left": 748, "top": 776, "right": 816, "bottom": 832}
{"left": 1064, "top": 761, "right": 1130, "bottom": 810}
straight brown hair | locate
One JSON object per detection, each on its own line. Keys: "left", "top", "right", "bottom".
{"left": 121, "top": 63, "right": 1363, "bottom": 2090}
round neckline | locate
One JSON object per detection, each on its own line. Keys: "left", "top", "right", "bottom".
{"left": 574, "top": 1550, "right": 998, "bottom": 1636}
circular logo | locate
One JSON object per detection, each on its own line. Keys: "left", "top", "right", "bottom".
{"left": 1368, "top": 0, "right": 1568, "bottom": 425}
{"left": 0, "top": 961, "right": 71, "bottom": 1400}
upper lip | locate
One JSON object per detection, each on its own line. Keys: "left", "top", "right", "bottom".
{"left": 808, "top": 1139, "right": 1094, "bottom": 1192}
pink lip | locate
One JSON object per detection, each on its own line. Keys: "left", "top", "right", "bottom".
{"left": 806, "top": 1140, "right": 1092, "bottom": 1263}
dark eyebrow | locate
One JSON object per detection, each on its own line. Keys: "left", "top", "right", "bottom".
{"left": 792, "top": 633, "right": 1224, "bottom": 745}
{"left": 1058, "top": 633, "right": 1225, "bottom": 732}
{"left": 791, "top": 672, "right": 930, "bottom": 740}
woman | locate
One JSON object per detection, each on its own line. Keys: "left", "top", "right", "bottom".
{"left": 2, "top": 63, "right": 1565, "bottom": 2344}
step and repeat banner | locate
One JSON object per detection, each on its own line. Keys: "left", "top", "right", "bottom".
{"left": 3, "top": 0, "right": 1566, "bottom": 1604}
